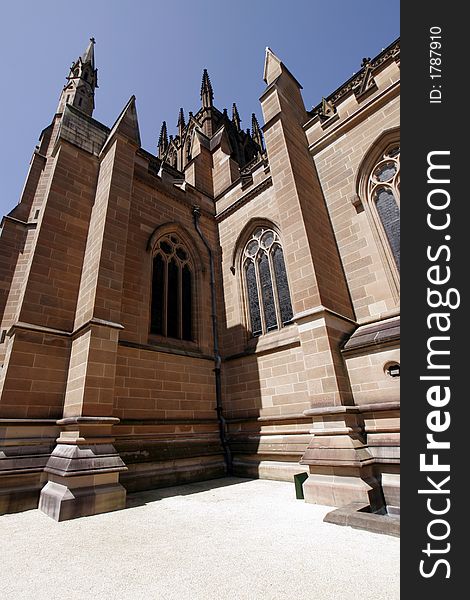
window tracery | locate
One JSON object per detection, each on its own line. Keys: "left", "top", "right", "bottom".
{"left": 242, "top": 227, "right": 293, "bottom": 336}
{"left": 368, "top": 145, "right": 400, "bottom": 271}
{"left": 151, "top": 234, "right": 193, "bottom": 341}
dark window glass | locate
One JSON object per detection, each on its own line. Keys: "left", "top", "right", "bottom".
{"left": 261, "top": 231, "right": 274, "bottom": 249}
{"left": 182, "top": 265, "right": 192, "bottom": 341}
{"left": 176, "top": 247, "right": 188, "bottom": 261}
{"left": 151, "top": 236, "right": 194, "bottom": 342}
{"left": 259, "top": 253, "right": 278, "bottom": 331}
{"left": 246, "top": 240, "right": 258, "bottom": 257}
{"left": 376, "top": 188, "right": 400, "bottom": 270}
{"left": 374, "top": 162, "right": 396, "bottom": 182}
{"left": 160, "top": 241, "right": 172, "bottom": 254}
{"left": 151, "top": 254, "right": 164, "bottom": 335}
{"left": 272, "top": 246, "right": 293, "bottom": 325}
{"left": 167, "top": 258, "right": 179, "bottom": 338}
{"left": 245, "top": 261, "right": 262, "bottom": 336}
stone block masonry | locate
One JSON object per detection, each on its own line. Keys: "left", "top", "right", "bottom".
{"left": 0, "top": 37, "right": 400, "bottom": 519}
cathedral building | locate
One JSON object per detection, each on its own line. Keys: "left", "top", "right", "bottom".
{"left": 0, "top": 38, "right": 400, "bottom": 521}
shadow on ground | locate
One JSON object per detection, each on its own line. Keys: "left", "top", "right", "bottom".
{"left": 125, "top": 476, "right": 253, "bottom": 508}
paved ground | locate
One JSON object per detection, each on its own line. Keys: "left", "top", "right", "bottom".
{"left": 1, "top": 478, "right": 399, "bottom": 600}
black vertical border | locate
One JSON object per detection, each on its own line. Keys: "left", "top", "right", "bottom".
{"left": 401, "top": 2, "right": 465, "bottom": 594}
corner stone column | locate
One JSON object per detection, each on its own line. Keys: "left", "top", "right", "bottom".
{"left": 39, "top": 417, "right": 126, "bottom": 521}
{"left": 260, "top": 50, "right": 381, "bottom": 509}
{"left": 300, "top": 406, "right": 383, "bottom": 510}
{"left": 39, "top": 105, "right": 139, "bottom": 520}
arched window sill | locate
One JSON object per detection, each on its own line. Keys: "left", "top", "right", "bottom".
{"left": 147, "top": 334, "right": 199, "bottom": 354}
{"left": 121, "top": 338, "right": 211, "bottom": 361}
{"left": 245, "top": 323, "right": 299, "bottom": 355}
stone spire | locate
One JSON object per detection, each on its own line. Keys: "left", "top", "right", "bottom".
{"left": 57, "top": 38, "right": 98, "bottom": 117}
{"left": 232, "top": 103, "right": 241, "bottom": 131}
{"left": 158, "top": 121, "right": 168, "bottom": 157}
{"left": 177, "top": 108, "right": 185, "bottom": 139}
{"left": 200, "top": 69, "right": 214, "bottom": 108}
{"left": 251, "top": 113, "right": 264, "bottom": 152}
{"left": 81, "top": 37, "right": 96, "bottom": 69}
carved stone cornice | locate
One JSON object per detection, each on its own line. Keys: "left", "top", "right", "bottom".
{"left": 309, "top": 38, "right": 400, "bottom": 117}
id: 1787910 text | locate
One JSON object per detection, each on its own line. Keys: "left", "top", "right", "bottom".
{"left": 429, "top": 26, "right": 442, "bottom": 104}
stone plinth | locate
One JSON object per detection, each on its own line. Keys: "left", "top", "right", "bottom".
{"left": 0, "top": 419, "right": 59, "bottom": 514}
{"left": 300, "top": 406, "right": 383, "bottom": 511}
{"left": 39, "top": 416, "right": 127, "bottom": 521}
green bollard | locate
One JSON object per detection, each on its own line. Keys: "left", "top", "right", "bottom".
{"left": 294, "top": 472, "right": 308, "bottom": 499}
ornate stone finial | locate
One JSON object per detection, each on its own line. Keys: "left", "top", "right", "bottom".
{"left": 232, "top": 103, "right": 241, "bottom": 131}
{"left": 177, "top": 108, "right": 185, "bottom": 128}
{"left": 251, "top": 113, "right": 264, "bottom": 152}
{"left": 177, "top": 107, "right": 185, "bottom": 138}
{"left": 318, "top": 97, "right": 336, "bottom": 121}
{"left": 81, "top": 37, "right": 96, "bottom": 68}
{"left": 223, "top": 108, "right": 228, "bottom": 118}
{"left": 200, "top": 69, "right": 214, "bottom": 108}
{"left": 354, "top": 58, "right": 377, "bottom": 98}
{"left": 158, "top": 121, "right": 168, "bottom": 157}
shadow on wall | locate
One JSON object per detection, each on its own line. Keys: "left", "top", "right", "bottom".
{"left": 220, "top": 321, "right": 310, "bottom": 484}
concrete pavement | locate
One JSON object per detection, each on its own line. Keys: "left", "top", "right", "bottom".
{"left": 0, "top": 477, "right": 399, "bottom": 600}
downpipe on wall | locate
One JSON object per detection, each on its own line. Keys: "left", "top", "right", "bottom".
{"left": 192, "top": 206, "right": 233, "bottom": 475}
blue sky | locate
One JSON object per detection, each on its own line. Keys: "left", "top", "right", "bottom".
{"left": 0, "top": 1, "right": 399, "bottom": 215}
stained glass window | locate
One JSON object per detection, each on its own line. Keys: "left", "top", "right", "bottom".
{"left": 243, "top": 227, "right": 293, "bottom": 336}
{"left": 368, "top": 146, "right": 400, "bottom": 273}
{"left": 376, "top": 188, "right": 400, "bottom": 269}
{"left": 151, "top": 235, "right": 193, "bottom": 341}
{"left": 245, "top": 261, "right": 262, "bottom": 336}
{"left": 272, "top": 245, "right": 294, "bottom": 325}
{"left": 259, "top": 253, "right": 278, "bottom": 331}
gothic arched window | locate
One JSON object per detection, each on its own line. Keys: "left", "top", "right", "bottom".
{"left": 243, "top": 227, "right": 293, "bottom": 337}
{"left": 368, "top": 145, "right": 400, "bottom": 271}
{"left": 168, "top": 149, "right": 177, "bottom": 170}
{"left": 151, "top": 234, "right": 193, "bottom": 341}
{"left": 185, "top": 132, "right": 192, "bottom": 164}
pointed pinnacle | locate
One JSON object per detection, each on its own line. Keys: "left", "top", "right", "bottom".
{"left": 251, "top": 113, "right": 264, "bottom": 151}
{"left": 82, "top": 37, "right": 95, "bottom": 68}
{"left": 158, "top": 121, "right": 168, "bottom": 152}
{"left": 200, "top": 69, "right": 214, "bottom": 106}
{"left": 177, "top": 107, "right": 185, "bottom": 129}
{"left": 232, "top": 103, "right": 241, "bottom": 130}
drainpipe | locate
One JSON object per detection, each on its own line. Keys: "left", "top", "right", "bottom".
{"left": 192, "top": 205, "right": 233, "bottom": 475}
